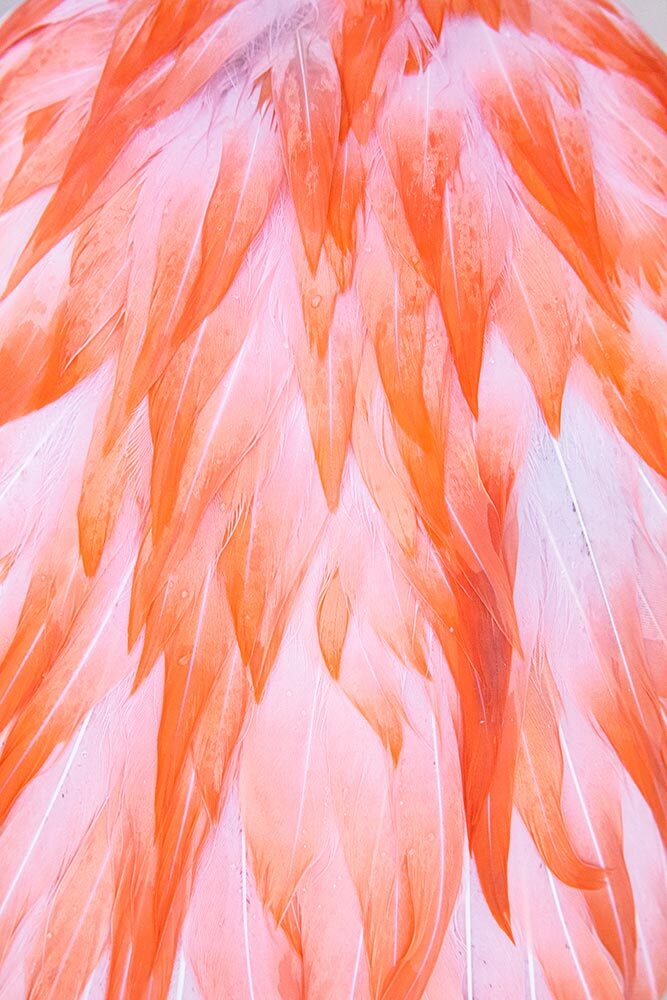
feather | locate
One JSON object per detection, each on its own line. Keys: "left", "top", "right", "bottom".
{"left": 291, "top": 285, "right": 363, "bottom": 509}
{"left": 316, "top": 565, "right": 350, "bottom": 680}
{"left": 273, "top": 33, "right": 341, "bottom": 271}
{"left": 514, "top": 652, "right": 606, "bottom": 892}
{"left": 0, "top": 0, "right": 666, "bottom": 996}
{"left": 336, "top": 0, "right": 394, "bottom": 139}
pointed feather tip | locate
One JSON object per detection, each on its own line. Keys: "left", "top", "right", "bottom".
{"left": 131, "top": 634, "right": 160, "bottom": 694}
{"left": 472, "top": 843, "right": 516, "bottom": 943}
{"left": 492, "top": 910, "right": 516, "bottom": 945}
{"left": 0, "top": 752, "right": 28, "bottom": 829}
{"left": 492, "top": 901, "right": 515, "bottom": 944}
{"left": 324, "top": 482, "right": 341, "bottom": 513}
{"left": 387, "top": 728, "right": 402, "bottom": 767}
{"left": 0, "top": 203, "right": 66, "bottom": 301}
{"left": 418, "top": 0, "right": 444, "bottom": 41}
{"left": 0, "top": 180, "right": 26, "bottom": 217}
{"left": 446, "top": 335, "right": 482, "bottom": 421}
{"left": 0, "top": 539, "right": 22, "bottom": 583}
{"left": 542, "top": 394, "right": 564, "bottom": 439}
{"left": 476, "top": 860, "right": 516, "bottom": 942}
{"left": 0, "top": 252, "right": 31, "bottom": 302}
{"left": 77, "top": 490, "right": 109, "bottom": 579}
{"left": 590, "top": 271, "right": 631, "bottom": 332}
{"left": 302, "top": 233, "right": 326, "bottom": 277}
{"left": 315, "top": 452, "right": 346, "bottom": 512}
{"left": 78, "top": 531, "right": 104, "bottom": 579}
{"left": 248, "top": 650, "right": 272, "bottom": 704}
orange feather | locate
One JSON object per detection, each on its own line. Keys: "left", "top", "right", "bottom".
{"left": 0, "top": 0, "right": 665, "bottom": 997}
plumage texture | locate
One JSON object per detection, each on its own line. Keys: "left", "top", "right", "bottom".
{"left": 0, "top": 0, "right": 665, "bottom": 997}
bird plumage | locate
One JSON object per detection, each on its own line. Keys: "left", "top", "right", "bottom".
{"left": 0, "top": 0, "right": 665, "bottom": 997}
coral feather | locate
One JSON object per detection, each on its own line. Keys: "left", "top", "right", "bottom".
{"left": 0, "top": 0, "right": 665, "bottom": 997}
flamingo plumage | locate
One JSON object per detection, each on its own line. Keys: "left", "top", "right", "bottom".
{"left": 0, "top": 0, "right": 665, "bottom": 997}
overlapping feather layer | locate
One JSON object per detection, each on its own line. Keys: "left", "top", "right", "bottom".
{"left": 0, "top": 0, "right": 665, "bottom": 997}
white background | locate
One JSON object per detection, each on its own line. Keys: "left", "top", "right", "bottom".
{"left": 623, "top": 0, "right": 667, "bottom": 45}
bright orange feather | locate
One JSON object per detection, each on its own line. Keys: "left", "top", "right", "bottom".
{"left": 0, "top": 0, "right": 665, "bottom": 997}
